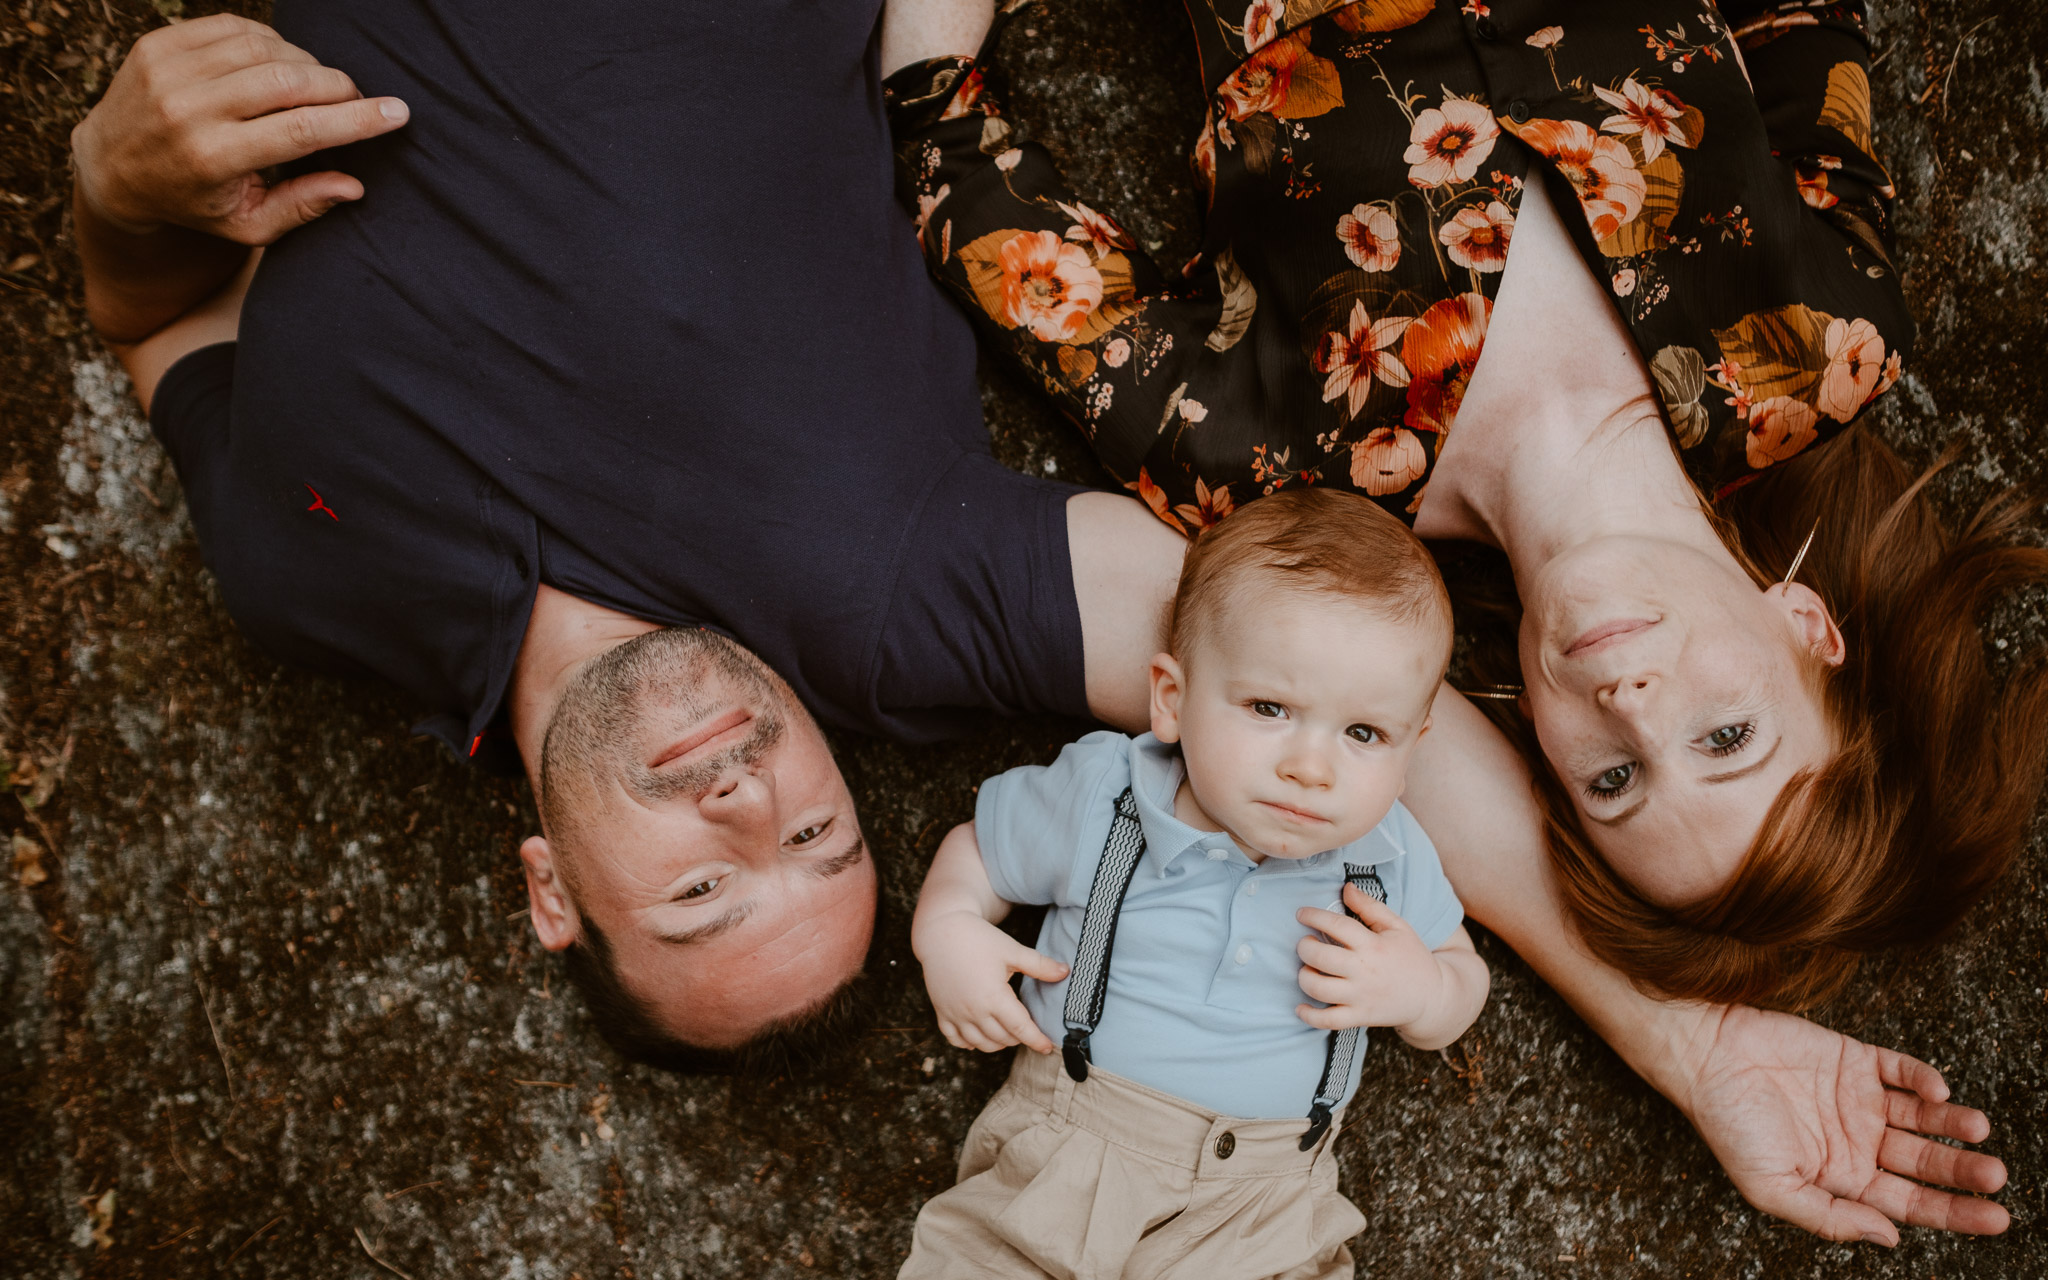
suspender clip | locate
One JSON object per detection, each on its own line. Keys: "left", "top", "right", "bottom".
{"left": 1061, "top": 1028, "right": 1091, "bottom": 1082}
{"left": 1299, "top": 1102, "right": 1333, "bottom": 1152}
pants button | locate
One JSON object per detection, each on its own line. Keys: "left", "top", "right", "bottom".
{"left": 1214, "top": 1131, "right": 1236, "bottom": 1160}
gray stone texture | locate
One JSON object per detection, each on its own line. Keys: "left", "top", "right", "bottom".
{"left": 1, "top": 1, "right": 2042, "bottom": 1276}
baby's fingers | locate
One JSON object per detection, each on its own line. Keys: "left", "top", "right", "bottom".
{"left": 1296, "top": 965, "right": 1350, "bottom": 1005}
{"left": 1296, "top": 905, "right": 1369, "bottom": 947}
{"left": 1297, "top": 935, "right": 1361, "bottom": 977}
{"left": 1296, "top": 1001, "right": 1353, "bottom": 1030}
{"left": 995, "top": 996, "right": 1055, "bottom": 1054}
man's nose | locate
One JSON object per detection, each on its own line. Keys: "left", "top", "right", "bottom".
{"left": 698, "top": 765, "right": 774, "bottom": 830}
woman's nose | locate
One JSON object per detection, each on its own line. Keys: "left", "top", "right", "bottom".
{"left": 1599, "top": 673, "right": 1658, "bottom": 717}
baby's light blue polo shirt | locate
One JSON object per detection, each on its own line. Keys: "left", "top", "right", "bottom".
{"left": 976, "top": 730, "right": 1465, "bottom": 1119}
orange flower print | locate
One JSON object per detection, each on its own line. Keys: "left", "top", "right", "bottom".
{"left": 1593, "top": 78, "right": 1693, "bottom": 163}
{"left": 1243, "top": 0, "right": 1285, "bottom": 53}
{"left": 1058, "top": 201, "right": 1135, "bottom": 257}
{"left": 940, "top": 67, "right": 988, "bottom": 121}
{"left": 1402, "top": 292, "right": 1491, "bottom": 434}
{"left": 1319, "top": 300, "right": 1414, "bottom": 417}
{"left": 998, "top": 230, "right": 1104, "bottom": 342}
{"left": 1745, "top": 396, "right": 1819, "bottom": 468}
{"left": 1131, "top": 467, "right": 1187, "bottom": 533}
{"left": 1104, "top": 337, "right": 1131, "bottom": 368}
{"left": 1795, "top": 156, "right": 1841, "bottom": 210}
{"left": 1337, "top": 203, "right": 1401, "bottom": 272}
{"left": 1816, "top": 317, "right": 1886, "bottom": 421}
{"left": 1439, "top": 200, "right": 1514, "bottom": 272}
{"left": 1525, "top": 26, "right": 1562, "bottom": 49}
{"left": 1219, "top": 29, "right": 1339, "bottom": 121}
{"left": 1193, "top": 116, "right": 1219, "bottom": 195}
{"left": 1514, "top": 118, "right": 1645, "bottom": 240}
{"left": 1174, "top": 475, "right": 1238, "bottom": 529}
{"left": 1350, "top": 426, "right": 1428, "bottom": 496}
{"left": 1404, "top": 97, "right": 1500, "bottom": 187}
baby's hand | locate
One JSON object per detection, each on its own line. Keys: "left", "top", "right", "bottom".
{"left": 1293, "top": 883, "right": 1444, "bottom": 1035}
{"left": 918, "top": 911, "right": 1069, "bottom": 1054}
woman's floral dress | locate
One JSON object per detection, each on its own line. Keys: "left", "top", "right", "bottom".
{"left": 886, "top": 0, "right": 1909, "bottom": 531}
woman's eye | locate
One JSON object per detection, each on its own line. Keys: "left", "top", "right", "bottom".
{"left": 1705, "top": 723, "right": 1755, "bottom": 755}
{"left": 680, "top": 877, "right": 721, "bottom": 900}
{"left": 1587, "top": 763, "right": 1636, "bottom": 799}
{"left": 1250, "top": 701, "right": 1284, "bottom": 718}
{"left": 789, "top": 823, "right": 827, "bottom": 846}
{"left": 1347, "top": 724, "right": 1380, "bottom": 745}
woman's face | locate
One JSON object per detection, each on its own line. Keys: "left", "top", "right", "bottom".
{"left": 1519, "top": 535, "right": 1845, "bottom": 906}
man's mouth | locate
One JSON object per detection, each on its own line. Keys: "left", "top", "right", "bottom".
{"left": 651, "top": 707, "right": 754, "bottom": 768}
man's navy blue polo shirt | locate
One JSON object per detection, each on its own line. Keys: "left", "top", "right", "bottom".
{"left": 148, "top": 0, "right": 1090, "bottom": 769}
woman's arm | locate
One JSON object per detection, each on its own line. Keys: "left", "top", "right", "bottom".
{"left": 72, "top": 14, "right": 409, "bottom": 399}
{"left": 1401, "top": 691, "right": 2009, "bottom": 1243}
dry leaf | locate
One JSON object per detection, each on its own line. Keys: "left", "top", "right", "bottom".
{"left": 12, "top": 833, "right": 47, "bottom": 887}
{"left": 89, "top": 1189, "right": 116, "bottom": 1250}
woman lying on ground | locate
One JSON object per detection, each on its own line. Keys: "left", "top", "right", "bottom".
{"left": 881, "top": 0, "right": 2044, "bottom": 1241}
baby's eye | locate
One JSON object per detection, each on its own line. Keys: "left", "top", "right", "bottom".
{"left": 1346, "top": 724, "right": 1380, "bottom": 745}
{"left": 1250, "top": 701, "right": 1285, "bottom": 718}
{"left": 680, "top": 877, "right": 721, "bottom": 900}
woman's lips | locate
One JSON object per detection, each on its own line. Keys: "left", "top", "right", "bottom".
{"left": 1564, "top": 617, "right": 1657, "bottom": 657}
{"left": 651, "top": 707, "right": 753, "bottom": 768}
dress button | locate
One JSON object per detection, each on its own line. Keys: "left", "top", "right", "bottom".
{"left": 1474, "top": 16, "right": 1499, "bottom": 40}
{"left": 1234, "top": 943, "right": 1251, "bottom": 966}
{"left": 1507, "top": 99, "right": 1531, "bottom": 125}
{"left": 1215, "top": 1131, "right": 1236, "bottom": 1160}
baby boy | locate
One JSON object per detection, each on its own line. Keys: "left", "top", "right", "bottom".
{"left": 902, "top": 487, "right": 1490, "bottom": 1280}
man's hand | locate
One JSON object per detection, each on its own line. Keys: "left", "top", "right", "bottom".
{"left": 1679, "top": 1004, "right": 2009, "bottom": 1245}
{"left": 1295, "top": 884, "right": 1488, "bottom": 1049}
{"left": 74, "top": 13, "right": 408, "bottom": 246}
{"left": 917, "top": 910, "right": 1068, "bottom": 1054}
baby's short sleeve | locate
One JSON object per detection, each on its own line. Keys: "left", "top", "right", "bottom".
{"left": 974, "top": 730, "right": 1131, "bottom": 906}
{"left": 1379, "top": 802, "right": 1466, "bottom": 952}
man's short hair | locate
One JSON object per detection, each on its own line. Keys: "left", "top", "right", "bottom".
{"left": 561, "top": 912, "right": 879, "bottom": 1075}
{"left": 1166, "top": 486, "right": 1452, "bottom": 663}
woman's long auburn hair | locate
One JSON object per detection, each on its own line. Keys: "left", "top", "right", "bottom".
{"left": 1459, "top": 426, "right": 2048, "bottom": 1011}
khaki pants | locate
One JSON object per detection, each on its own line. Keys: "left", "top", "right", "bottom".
{"left": 901, "top": 1048, "right": 1364, "bottom": 1280}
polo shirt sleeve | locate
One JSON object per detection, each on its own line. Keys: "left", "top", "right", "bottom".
{"left": 973, "top": 730, "right": 1130, "bottom": 906}
{"left": 1379, "top": 801, "right": 1465, "bottom": 953}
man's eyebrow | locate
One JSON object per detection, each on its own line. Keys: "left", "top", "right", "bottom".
{"left": 1703, "top": 735, "right": 1781, "bottom": 785}
{"left": 805, "top": 834, "right": 867, "bottom": 882}
{"left": 659, "top": 901, "right": 754, "bottom": 947}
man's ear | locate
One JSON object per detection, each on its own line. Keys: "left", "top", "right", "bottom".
{"left": 1771, "top": 581, "right": 1846, "bottom": 667}
{"left": 520, "top": 835, "right": 580, "bottom": 952}
{"left": 1149, "top": 652, "right": 1187, "bottom": 743}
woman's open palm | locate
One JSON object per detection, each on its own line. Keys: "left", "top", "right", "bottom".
{"left": 1683, "top": 1004, "right": 2009, "bottom": 1245}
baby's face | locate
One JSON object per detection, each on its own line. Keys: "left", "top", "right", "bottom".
{"left": 1151, "top": 587, "right": 1445, "bottom": 861}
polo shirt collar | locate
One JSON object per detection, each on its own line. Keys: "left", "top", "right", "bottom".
{"left": 1125, "top": 732, "right": 1410, "bottom": 876}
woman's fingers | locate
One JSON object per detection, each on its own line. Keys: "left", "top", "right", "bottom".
{"left": 1874, "top": 1046, "right": 1951, "bottom": 1103}
{"left": 1855, "top": 1169, "right": 2010, "bottom": 1237}
{"left": 1877, "top": 1127, "right": 2008, "bottom": 1195}
{"left": 1883, "top": 1086, "right": 1991, "bottom": 1144}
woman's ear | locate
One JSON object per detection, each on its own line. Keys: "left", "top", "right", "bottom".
{"left": 1770, "top": 581, "right": 1846, "bottom": 667}
{"left": 1149, "top": 652, "right": 1187, "bottom": 743}
{"left": 520, "top": 835, "right": 581, "bottom": 951}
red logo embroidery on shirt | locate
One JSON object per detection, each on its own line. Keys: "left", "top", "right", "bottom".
{"left": 304, "top": 484, "right": 339, "bottom": 521}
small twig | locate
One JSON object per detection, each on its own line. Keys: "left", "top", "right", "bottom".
{"left": 382, "top": 1181, "right": 443, "bottom": 1202}
{"left": 355, "top": 1227, "right": 416, "bottom": 1280}
{"left": 192, "top": 975, "right": 235, "bottom": 1103}
{"left": 147, "top": 1223, "right": 203, "bottom": 1250}
{"left": 511, "top": 1078, "right": 573, "bottom": 1088}
{"left": 503, "top": 907, "right": 529, "bottom": 921}
{"left": 224, "top": 1213, "right": 286, "bottom": 1265}
{"left": 1926, "top": 16, "right": 1995, "bottom": 117}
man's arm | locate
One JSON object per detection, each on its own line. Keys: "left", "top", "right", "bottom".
{"left": 72, "top": 14, "right": 409, "bottom": 402}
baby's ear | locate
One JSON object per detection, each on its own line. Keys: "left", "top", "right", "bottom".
{"left": 1149, "top": 652, "right": 1187, "bottom": 743}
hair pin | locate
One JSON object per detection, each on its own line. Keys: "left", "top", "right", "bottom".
{"left": 1782, "top": 521, "right": 1819, "bottom": 586}
{"left": 1457, "top": 685, "right": 1523, "bottom": 700}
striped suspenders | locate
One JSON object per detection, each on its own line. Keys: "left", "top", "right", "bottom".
{"left": 1057, "top": 786, "right": 1386, "bottom": 1150}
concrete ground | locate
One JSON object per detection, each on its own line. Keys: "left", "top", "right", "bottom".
{"left": 2, "top": 1, "right": 2043, "bottom": 1276}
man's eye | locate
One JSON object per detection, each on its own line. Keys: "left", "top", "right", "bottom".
{"left": 680, "top": 877, "right": 721, "bottom": 900}
{"left": 1346, "top": 724, "right": 1380, "bottom": 745}
{"left": 1250, "top": 701, "right": 1284, "bottom": 718}
{"left": 1586, "top": 763, "right": 1637, "bottom": 799}
{"left": 789, "top": 824, "right": 827, "bottom": 846}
